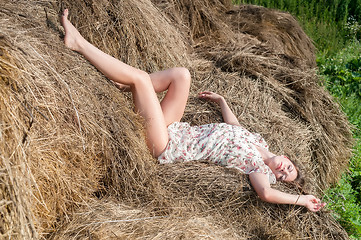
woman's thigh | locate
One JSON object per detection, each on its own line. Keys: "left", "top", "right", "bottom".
{"left": 130, "top": 71, "right": 169, "bottom": 157}
{"left": 149, "top": 67, "right": 191, "bottom": 126}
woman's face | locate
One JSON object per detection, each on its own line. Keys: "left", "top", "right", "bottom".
{"left": 268, "top": 155, "right": 298, "bottom": 182}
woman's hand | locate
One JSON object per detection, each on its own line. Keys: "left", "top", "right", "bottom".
{"left": 198, "top": 91, "right": 224, "bottom": 104}
{"left": 198, "top": 91, "right": 240, "bottom": 126}
{"left": 299, "top": 195, "right": 326, "bottom": 212}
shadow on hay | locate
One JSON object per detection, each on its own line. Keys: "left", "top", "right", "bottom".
{"left": 0, "top": 0, "right": 353, "bottom": 239}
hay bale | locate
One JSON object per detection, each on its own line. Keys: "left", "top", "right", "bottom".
{"left": 0, "top": 38, "right": 37, "bottom": 239}
{"left": 156, "top": 162, "right": 349, "bottom": 239}
{"left": 0, "top": 0, "right": 352, "bottom": 239}
{"left": 225, "top": 5, "right": 317, "bottom": 69}
{"left": 52, "top": 198, "right": 245, "bottom": 239}
{"left": 151, "top": 0, "right": 233, "bottom": 41}
{"left": 1, "top": 0, "right": 156, "bottom": 236}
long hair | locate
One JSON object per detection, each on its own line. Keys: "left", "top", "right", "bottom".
{"left": 289, "top": 159, "right": 307, "bottom": 194}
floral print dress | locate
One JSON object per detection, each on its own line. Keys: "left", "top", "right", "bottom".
{"left": 158, "top": 122, "right": 276, "bottom": 184}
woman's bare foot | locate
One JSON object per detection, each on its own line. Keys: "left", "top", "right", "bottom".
{"left": 112, "top": 81, "right": 131, "bottom": 91}
{"left": 60, "top": 9, "right": 85, "bottom": 52}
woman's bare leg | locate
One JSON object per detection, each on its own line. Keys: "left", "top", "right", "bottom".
{"left": 149, "top": 68, "right": 190, "bottom": 125}
{"left": 112, "top": 68, "right": 191, "bottom": 126}
{"left": 61, "top": 9, "right": 169, "bottom": 156}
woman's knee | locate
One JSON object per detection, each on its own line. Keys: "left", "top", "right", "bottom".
{"left": 132, "top": 69, "right": 152, "bottom": 87}
{"left": 172, "top": 67, "right": 191, "bottom": 86}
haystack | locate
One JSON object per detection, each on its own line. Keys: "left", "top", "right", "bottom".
{"left": 0, "top": 0, "right": 352, "bottom": 239}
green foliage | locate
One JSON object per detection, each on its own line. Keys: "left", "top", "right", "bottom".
{"left": 350, "top": 142, "right": 361, "bottom": 203}
{"left": 320, "top": 58, "right": 361, "bottom": 98}
{"left": 324, "top": 139, "right": 361, "bottom": 238}
{"left": 318, "top": 41, "right": 361, "bottom": 99}
{"left": 324, "top": 179, "right": 361, "bottom": 237}
{"left": 338, "top": 96, "right": 361, "bottom": 137}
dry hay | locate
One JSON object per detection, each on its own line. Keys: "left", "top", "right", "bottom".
{"left": 224, "top": 5, "right": 317, "bottom": 69}
{"left": 52, "top": 197, "right": 244, "bottom": 240}
{"left": 0, "top": 0, "right": 353, "bottom": 239}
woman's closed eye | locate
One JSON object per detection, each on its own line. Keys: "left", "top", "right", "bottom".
{"left": 277, "top": 165, "right": 294, "bottom": 181}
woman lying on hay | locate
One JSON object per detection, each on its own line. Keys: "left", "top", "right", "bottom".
{"left": 61, "top": 9, "right": 325, "bottom": 212}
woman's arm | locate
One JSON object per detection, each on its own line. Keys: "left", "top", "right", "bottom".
{"left": 249, "top": 172, "right": 326, "bottom": 212}
{"left": 198, "top": 91, "right": 240, "bottom": 126}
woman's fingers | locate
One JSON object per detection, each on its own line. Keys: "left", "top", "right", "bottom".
{"left": 198, "top": 91, "right": 212, "bottom": 96}
{"left": 306, "top": 195, "right": 326, "bottom": 212}
{"left": 312, "top": 200, "right": 326, "bottom": 212}
{"left": 198, "top": 91, "right": 213, "bottom": 99}
{"left": 312, "top": 197, "right": 320, "bottom": 203}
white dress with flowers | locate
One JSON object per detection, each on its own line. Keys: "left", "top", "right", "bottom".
{"left": 158, "top": 122, "right": 276, "bottom": 184}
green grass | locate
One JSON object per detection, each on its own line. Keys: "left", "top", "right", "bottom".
{"left": 324, "top": 138, "right": 361, "bottom": 238}
{"left": 318, "top": 40, "right": 361, "bottom": 100}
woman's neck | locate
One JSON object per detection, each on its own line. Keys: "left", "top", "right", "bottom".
{"left": 254, "top": 145, "right": 276, "bottom": 165}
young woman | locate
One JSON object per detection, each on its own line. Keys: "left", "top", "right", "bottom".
{"left": 61, "top": 9, "right": 325, "bottom": 212}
